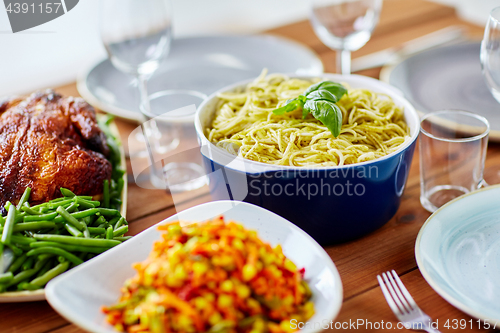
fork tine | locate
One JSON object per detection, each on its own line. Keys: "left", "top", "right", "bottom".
{"left": 391, "top": 270, "right": 418, "bottom": 309}
{"left": 381, "top": 272, "right": 406, "bottom": 315}
{"left": 377, "top": 274, "right": 401, "bottom": 316}
{"left": 386, "top": 271, "right": 412, "bottom": 312}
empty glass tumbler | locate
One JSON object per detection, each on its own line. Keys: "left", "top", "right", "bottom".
{"left": 419, "top": 110, "right": 489, "bottom": 213}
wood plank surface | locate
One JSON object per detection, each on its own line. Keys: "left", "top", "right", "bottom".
{"left": 2, "top": 0, "right": 499, "bottom": 332}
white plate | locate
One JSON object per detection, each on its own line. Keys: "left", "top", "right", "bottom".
{"left": 415, "top": 184, "right": 500, "bottom": 325}
{"left": 77, "top": 35, "right": 324, "bottom": 122}
{"left": 0, "top": 119, "right": 127, "bottom": 303}
{"left": 380, "top": 41, "right": 500, "bottom": 141}
{"left": 46, "top": 200, "right": 343, "bottom": 333}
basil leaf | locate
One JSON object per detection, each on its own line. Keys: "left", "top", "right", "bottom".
{"left": 304, "top": 100, "right": 342, "bottom": 137}
{"left": 305, "top": 89, "right": 338, "bottom": 103}
{"left": 304, "top": 81, "right": 347, "bottom": 102}
{"left": 273, "top": 98, "right": 303, "bottom": 115}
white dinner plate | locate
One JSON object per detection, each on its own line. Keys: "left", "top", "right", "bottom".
{"left": 46, "top": 200, "right": 343, "bottom": 333}
{"left": 380, "top": 41, "right": 500, "bottom": 141}
{"left": 78, "top": 35, "right": 324, "bottom": 122}
{"left": 415, "top": 184, "right": 500, "bottom": 325}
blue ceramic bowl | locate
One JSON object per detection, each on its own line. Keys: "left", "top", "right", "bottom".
{"left": 195, "top": 74, "right": 419, "bottom": 244}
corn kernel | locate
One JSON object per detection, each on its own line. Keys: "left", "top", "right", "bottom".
{"left": 217, "top": 294, "right": 233, "bottom": 308}
{"left": 242, "top": 264, "right": 257, "bottom": 281}
{"left": 178, "top": 314, "right": 193, "bottom": 330}
{"left": 280, "top": 319, "right": 295, "bottom": 332}
{"left": 220, "top": 280, "right": 234, "bottom": 292}
{"left": 194, "top": 297, "right": 208, "bottom": 310}
{"left": 284, "top": 258, "right": 297, "bottom": 272}
{"left": 167, "top": 224, "right": 181, "bottom": 235}
{"left": 235, "top": 284, "right": 251, "bottom": 298}
{"left": 204, "top": 293, "right": 216, "bottom": 302}
{"left": 208, "top": 312, "right": 223, "bottom": 325}
{"left": 193, "top": 262, "right": 208, "bottom": 276}
{"left": 173, "top": 265, "right": 187, "bottom": 280}
{"left": 232, "top": 238, "right": 244, "bottom": 251}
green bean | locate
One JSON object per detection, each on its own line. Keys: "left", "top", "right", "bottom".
{"left": 114, "top": 217, "right": 126, "bottom": 230}
{"left": 113, "top": 225, "right": 128, "bottom": 237}
{"left": 1, "top": 204, "right": 17, "bottom": 245}
{"left": 16, "top": 187, "right": 31, "bottom": 210}
{"left": 35, "top": 259, "right": 53, "bottom": 277}
{"left": 73, "top": 197, "right": 99, "bottom": 209}
{"left": 56, "top": 206, "right": 84, "bottom": 231}
{"left": 116, "top": 178, "right": 124, "bottom": 194}
{"left": 83, "top": 224, "right": 90, "bottom": 238}
{"left": 10, "top": 235, "right": 36, "bottom": 245}
{"left": 64, "top": 223, "right": 83, "bottom": 237}
{"left": 82, "top": 216, "right": 91, "bottom": 226}
{"left": 21, "top": 257, "right": 34, "bottom": 271}
{"left": 51, "top": 197, "right": 67, "bottom": 202}
{"left": 53, "top": 208, "right": 99, "bottom": 223}
{"left": 103, "top": 179, "right": 110, "bottom": 208}
{"left": 6, "top": 243, "right": 23, "bottom": 256}
{"left": 26, "top": 247, "right": 83, "bottom": 266}
{"left": 57, "top": 256, "right": 66, "bottom": 263}
{"left": 0, "top": 272, "right": 13, "bottom": 284}
{"left": 6, "top": 257, "right": 48, "bottom": 288}
{"left": 8, "top": 254, "right": 28, "bottom": 273}
{"left": 18, "top": 282, "right": 42, "bottom": 290}
{"left": 66, "top": 202, "right": 79, "bottom": 213}
{"left": 30, "top": 261, "right": 70, "bottom": 287}
{"left": 37, "top": 254, "right": 54, "bottom": 261}
{"left": 47, "top": 199, "right": 74, "bottom": 210}
{"left": 21, "top": 203, "right": 40, "bottom": 215}
{"left": 13, "top": 221, "right": 56, "bottom": 232}
{"left": 30, "top": 241, "right": 111, "bottom": 254}
{"left": 3, "top": 201, "right": 12, "bottom": 212}
{"left": 97, "top": 208, "right": 119, "bottom": 217}
{"left": 93, "top": 215, "right": 107, "bottom": 227}
{"left": 0, "top": 243, "right": 3, "bottom": 259}
{"left": 14, "top": 212, "right": 25, "bottom": 224}
{"left": 60, "top": 188, "right": 76, "bottom": 197}
{"left": 33, "top": 234, "right": 121, "bottom": 247}
{"left": 23, "top": 211, "right": 58, "bottom": 222}
{"left": 0, "top": 216, "right": 4, "bottom": 227}
{"left": 106, "top": 226, "right": 113, "bottom": 240}
{"left": 111, "top": 198, "right": 122, "bottom": 206}
{"left": 88, "top": 227, "right": 106, "bottom": 235}
{"left": 113, "top": 236, "right": 132, "bottom": 242}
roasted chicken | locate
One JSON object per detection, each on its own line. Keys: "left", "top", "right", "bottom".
{"left": 0, "top": 90, "right": 112, "bottom": 207}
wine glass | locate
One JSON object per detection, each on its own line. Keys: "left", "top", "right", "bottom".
{"left": 310, "top": 0, "right": 382, "bottom": 74}
{"left": 481, "top": 6, "right": 500, "bottom": 103}
{"left": 100, "top": 0, "right": 176, "bottom": 188}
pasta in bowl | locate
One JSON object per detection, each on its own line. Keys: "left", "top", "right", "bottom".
{"left": 195, "top": 73, "right": 419, "bottom": 244}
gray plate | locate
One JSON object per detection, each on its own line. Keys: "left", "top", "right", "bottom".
{"left": 381, "top": 41, "right": 500, "bottom": 140}
{"left": 77, "top": 35, "right": 324, "bottom": 122}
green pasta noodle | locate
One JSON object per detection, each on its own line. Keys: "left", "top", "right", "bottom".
{"left": 206, "top": 71, "right": 410, "bottom": 167}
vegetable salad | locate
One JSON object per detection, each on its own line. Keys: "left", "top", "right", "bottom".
{"left": 103, "top": 216, "right": 314, "bottom": 333}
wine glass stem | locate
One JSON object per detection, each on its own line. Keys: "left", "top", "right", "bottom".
{"left": 337, "top": 49, "right": 351, "bottom": 75}
{"left": 138, "top": 75, "right": 165, "bottom": 189}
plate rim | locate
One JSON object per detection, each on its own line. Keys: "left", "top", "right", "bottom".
{"left": 45, "top": 200, "right": 343, "bottom": 333}
{"left": 380, "top": 40, "right": 500, "bottom": 141}
{"left": 77, "top": 34, "right": 324, "bottom": 123}
{"left": 415, "top": 183, "right": 500, "bottom": 325}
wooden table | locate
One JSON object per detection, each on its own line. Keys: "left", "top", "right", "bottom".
{"left": 2, "top": 0, "right": 499, "bottom": 332}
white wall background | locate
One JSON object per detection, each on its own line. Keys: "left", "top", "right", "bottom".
{"left": 0, "top": 0, "right": 498, "bottom": 96}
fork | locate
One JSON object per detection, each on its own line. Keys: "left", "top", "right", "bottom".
{"left": 377, "top": 270, "right": 441, "bottom": 333}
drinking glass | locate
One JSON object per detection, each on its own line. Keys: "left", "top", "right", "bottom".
{"left": 481, "top": 6, "right": 500, "bottom": 103}
{"left": 419, "top": 110, "right": 489, "bottom": 213}
{"left": 100, "top": 0, "right": 175, "bottom": 186}
{"left": 138, "top": 90, "right": 207, "bottom": 192}
{"left": 310, "top": 0, "right": 382, "bottom": 74}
